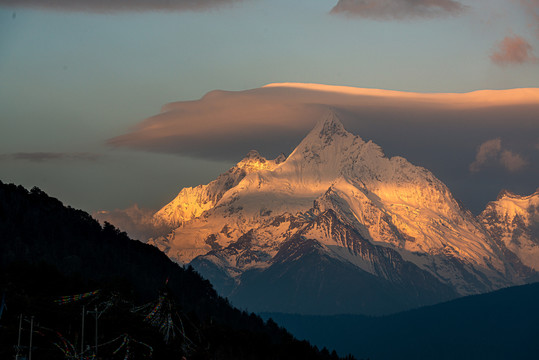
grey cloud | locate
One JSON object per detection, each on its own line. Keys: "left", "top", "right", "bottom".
{"left": 330, "top": 0, "right": 466, "bottom": 20}
{"left": 491, "top": 35, "right": 538, "bottom": 66}
{"left": 500, "top": 150, "right": 528, "bottom": 172}
{"left": 0, "top": 0, "right": 240, "bottom": 13}
{"left": 469, "top": 138, "right": 501, "bottom": 172}
{"left": 0, "top": 152, "right": 101, "bottom": 162}
{"left": 470, "top": 139, "right": 528, "bottom": 173}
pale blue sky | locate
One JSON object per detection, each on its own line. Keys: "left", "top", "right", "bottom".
{"left": 0, "top": 0, "right": 538, "bottom": 213}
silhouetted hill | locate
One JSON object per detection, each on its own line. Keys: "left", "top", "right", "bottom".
{"left": 0, "top": 181, "right": 354, "bottom": 360}
{"left": 263, "top": 281, "right": 539, "bottom": 360}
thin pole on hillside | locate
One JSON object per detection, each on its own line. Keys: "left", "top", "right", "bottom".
{"left": 81, "top": 305, "right": 85, "bottom": 359}
{"left": 94, "top": 305, "right": 98, "bottom": 358}
{"left": 28, "top": 316, "right": 34, "bottom": 360}
{"left": 15, "top": 314, "right": 22, "bottom": 360}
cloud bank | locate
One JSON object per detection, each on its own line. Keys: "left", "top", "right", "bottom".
{"left": 330, "top": 0, "right": 466, "bottom": 20}
{"left": 469, "top": 138, "right": 502, "bottom": 172}
{"left": 491, "top": 35, "right": 537, "bottom": 66}
{"left": 0, "top": 0, "right": 240, "bottom": 13}
{"left": 500, "top": 150, "right": 528, "bottom": 172}
{"left": 0, "top": 152, "right": 101, "bottom": 162}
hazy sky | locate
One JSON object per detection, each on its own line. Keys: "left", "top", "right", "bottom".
{"left": 1, "top": 0, "right": 538, "bottom": 215}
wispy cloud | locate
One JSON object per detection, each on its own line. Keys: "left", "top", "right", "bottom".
{"left": 519, "top": 0, "right": 539, "bottom": 38}
{"left": 0, "top": 0, "right": 240, "bottom": 13}
{"left": 470, "top": 138, "right": 528, "bottom": 173}
{"left": 490, "top": 35, "right": 538, "bottom": 66}
{"left": 0, "top": 152, "right": 101, "bottom": 162}
{"left": 330, "top": 0, "right": 466, "bottom": 20}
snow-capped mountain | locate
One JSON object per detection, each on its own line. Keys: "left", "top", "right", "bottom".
{"left": 148, "top": 113, "right": 536, "bottom": 314}
{"left": 479, "top": 190, "right": 539, "bottom": 271}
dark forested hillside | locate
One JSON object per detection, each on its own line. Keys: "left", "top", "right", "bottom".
{"left": 263, "top": 282, "right": 539, "bottom": 360}
{"left": 0, "top": 181, "right": 354, "bottom": 360}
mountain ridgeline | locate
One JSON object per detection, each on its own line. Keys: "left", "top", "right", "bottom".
{"left": 101, "top": 113, "right": 539, "bottom": 315}
{"left": 0, "top": 181, "right": 354, "bottom": 360}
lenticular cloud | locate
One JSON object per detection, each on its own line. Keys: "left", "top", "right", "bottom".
{"left": 108, "top": 83, "right": 539, "bottom": 163}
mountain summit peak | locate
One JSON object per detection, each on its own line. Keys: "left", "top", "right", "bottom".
{"left": 310, "top": 111, "right": 348, "bottom": 142}
{"left": 236, "top": 150, "right": 271, "bottom": 171}
{"left": 287, "top": 111, "right": 359, "bottom": 165}
{"left": 242, "top": 150, "right": 264, "bottom": 161}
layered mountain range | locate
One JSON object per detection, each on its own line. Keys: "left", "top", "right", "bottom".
{"left": 144, "top": 113, "right": 538, "bottom": 314}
